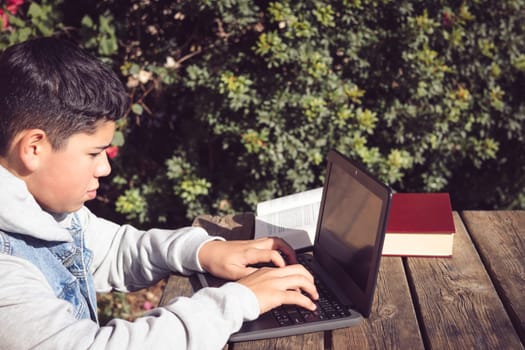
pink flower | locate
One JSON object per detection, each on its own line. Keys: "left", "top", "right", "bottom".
{"left": 105, "top": 146, "right": 119, "bottom": 159}
{"left": 1, "top": 0, "right": 24, "bottom": 30}
{"left": 143, "top": 301, "right": 154, "bottom": 311}
{"left": 0, "top": 11, "right": 7, "bottom": 30}
{"left": 7, "top": 0, "right": 24, "bottom": 12}
{"left": 442, "top": 10, "right": 454, "bottom": 28}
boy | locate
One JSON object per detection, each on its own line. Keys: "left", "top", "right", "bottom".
{"left": 0, "top": 37, "right": 318, "bottom": 349}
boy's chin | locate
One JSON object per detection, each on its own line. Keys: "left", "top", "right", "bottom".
{"left": 43, "top": 202, "right": 86, "bottom": 215}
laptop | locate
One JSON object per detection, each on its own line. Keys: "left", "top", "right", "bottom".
{"left": 191, "top": 149, "right": 392, "bottom": 342}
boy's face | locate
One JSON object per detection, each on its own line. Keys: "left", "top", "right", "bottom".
{"left": 27, "top": 121, "right": 116, "bottom": 214}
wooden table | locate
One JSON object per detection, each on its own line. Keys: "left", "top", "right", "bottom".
{"left": 160, "top": 211, "right": 525, "bottom": 349}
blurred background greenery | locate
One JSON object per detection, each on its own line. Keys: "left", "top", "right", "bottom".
{"left": 2, "top": 0, "right": 524, "bottom": 229}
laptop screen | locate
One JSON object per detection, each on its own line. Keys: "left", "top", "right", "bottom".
{"left": 314, "top": 150, "right": 391, "bottom": 316}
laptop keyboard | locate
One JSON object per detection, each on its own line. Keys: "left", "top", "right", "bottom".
{"left": 271, "top": 255, "right": 351, "bottom": 326}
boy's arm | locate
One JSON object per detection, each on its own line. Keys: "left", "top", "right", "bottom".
{"left": 80, "top": 206, "right": 221, "bottom": 292}
{"left": 0, "top": 254, "right": 259, "bottom": 349}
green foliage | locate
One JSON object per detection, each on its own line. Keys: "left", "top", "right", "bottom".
{"left": 115, "top": 187, "right": 148, "bottom": 223}
{"left": 1, "top": 0, "right": 525, "bottom": 228}
{"left": 79, "top": 11, "right": 118, "bottom": 57}
{"left": 166, "top": 154, "right": 211, "bottom": 219}
{"left": 0, "top": 0, "right": 62, "bottom": 46}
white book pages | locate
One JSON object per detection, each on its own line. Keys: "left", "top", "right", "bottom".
{"left": 254, "top": 187, "right": 323, "bottom": 250}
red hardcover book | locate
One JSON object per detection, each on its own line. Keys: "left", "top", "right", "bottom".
{"left": 382, "top": 193, "right": 455, "bottom": 257}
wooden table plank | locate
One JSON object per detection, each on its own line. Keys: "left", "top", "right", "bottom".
{"left": 405, "top": 213, "right": 524, "bottom": 349}
{"left": 230, "top": 332, "right": 324, "bottom": 350}
{"left": 191, "top": 213, "right": 255, "bottom": 241}
{"left": 461, "top": 210, "right": 525, "bottom": 345}
{"left": 333, "top": 256, "right": 424, "bottom": 349}
{"left": 158, "top": 273, "right": 193, "bottom": 306}
{"left": 159, "top": 211, "right": 525, "bottom": 349}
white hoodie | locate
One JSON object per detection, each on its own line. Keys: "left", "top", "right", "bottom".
{"left": 0, "top": 165, "right": 259, "bottom": 350}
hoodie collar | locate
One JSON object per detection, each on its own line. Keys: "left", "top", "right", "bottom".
{"left": 0, "top": 165, "right": 73, "bottom": 242}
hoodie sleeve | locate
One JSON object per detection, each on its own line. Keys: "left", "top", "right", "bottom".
{"left": 80, "top": 206, "right": 222, "bottom": 292}
{"left": 0, "top": 255, "right": 259, "bottom": 350}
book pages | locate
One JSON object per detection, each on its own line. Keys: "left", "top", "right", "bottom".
{"left": 254, "top": 187, "right": 323, "bottom": 249}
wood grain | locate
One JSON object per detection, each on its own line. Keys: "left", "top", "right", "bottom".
{"left": 158, "top": 274, "right": 193, "bottom": 306}
{"left": 231, "top": 333, "right": 324, "bottom": 350}
{"left": 158, "top": 211, "right": 525, "bottom": 349}
{"left": 333, "top": 257, "right": 424, "bottom": 350}
{"left": 461, "top": 210, "right": 525, "bottom": 344}
{"left": 192, "top": 213, "right": 255, "bottom": 240}
{"left": 405, "top": 213, "right": 523, "bottom": 349}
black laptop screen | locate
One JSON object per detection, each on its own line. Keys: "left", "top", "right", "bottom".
{"left": 317, "top": 157, "right": 384, "bottom": 293}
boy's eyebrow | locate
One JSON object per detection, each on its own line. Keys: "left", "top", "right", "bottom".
{"left": 93, "top": 143, "right": 112, "bottom": 150}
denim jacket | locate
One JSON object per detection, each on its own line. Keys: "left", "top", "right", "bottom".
{"left": 0, "top": 213, "right": 98, "bottom": 322}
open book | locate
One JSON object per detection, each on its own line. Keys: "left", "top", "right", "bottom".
{"left": 254, "top": 187, "right": 323, "bottom": 250}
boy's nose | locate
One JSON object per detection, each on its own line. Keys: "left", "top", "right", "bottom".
{"left": 96, "top": 151, "right": 112, "bottom": 177}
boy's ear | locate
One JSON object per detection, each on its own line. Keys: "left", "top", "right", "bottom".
{"left": 17, "top": 129, "right": 50, "bottom": 172}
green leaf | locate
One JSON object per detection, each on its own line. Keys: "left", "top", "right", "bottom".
{"left": 81, "top": 15, "right": 94, "bottom": 29}
{"left": 111, "top": 131, "right": 125, "bottom": 147}
{"left": 27, "top": 3, "right": 43, "bottom": 18}
{"left": 131, "top": 103, "right": 144, "bottom": 115}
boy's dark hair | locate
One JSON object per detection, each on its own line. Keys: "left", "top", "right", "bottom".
{"left": 0, "top": 37, "right": 130, "bottom": 156}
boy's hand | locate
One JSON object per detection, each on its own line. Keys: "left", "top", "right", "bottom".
{"left": 238, "top": 265, "right": 319, "bottom": 314}
{"left": 198, "top": 237, "right": 297, "bottom": 280}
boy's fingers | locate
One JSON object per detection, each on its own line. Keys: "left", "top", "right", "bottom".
{"left": 278, "top": 264, "right": 316, "bottom": 283}
{"left": 244, "top": 248, "right": 287, "bottom": 267}
{"left": 281, "top": 274, "right": 319, "bottom": 300}
{"left": 264, "top": 268, "right": 318, "bottom": 298}
{"left": 251, "top": 237, "right": 297, "bottom": 264}
{"left": 239, "top": 265, "right": 319, "bottom": 313}
{"left": 280, "top": 290, "right": 318, "bottom": 311}
{"left": 270, "top": 237, "right": 297, "bottom": 264}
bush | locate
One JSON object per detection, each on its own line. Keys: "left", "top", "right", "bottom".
{"left": 2, "top": 0, "right": 524, "bottom": 229}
